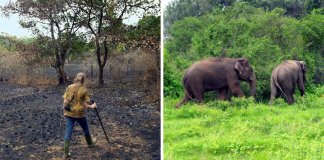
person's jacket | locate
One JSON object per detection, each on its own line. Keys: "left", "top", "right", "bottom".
{"left": 63, "top": 84, "right": 90, "bottom": 118}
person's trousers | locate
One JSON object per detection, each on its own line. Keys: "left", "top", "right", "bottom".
{"left": 64, "top": 116, "right": 91, "bottom": 141}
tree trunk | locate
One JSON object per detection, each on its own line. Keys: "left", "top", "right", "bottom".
{"left": 55, "top": 49, "right": 67, "bottom": 85}
{"left": 96, "top": 40, "right": 104, "bottom": 86}
{"left": 56, "top": 65, "right": 67, "bottom": 85}
{"left": 98, "top": 65, "right": 104, "bottom": 85}
{"left": 53, "top": 48, "right": 67, "bottom": 85}
{"left": 50, "top": 17, "right": 67, "bottom": 85}
{"left": 95, "top": 38, "right": 108, "bottom": 86}
{"left": 90, "top": 63, "right": 94, "bottom": 78}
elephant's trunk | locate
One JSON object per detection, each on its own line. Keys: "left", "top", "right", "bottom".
{"left": 249, "top": 73, "right": 256, "bottom": 98}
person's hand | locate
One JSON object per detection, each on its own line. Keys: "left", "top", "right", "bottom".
{"left": 90, "top": 103, "right": 97, "bottom": 109}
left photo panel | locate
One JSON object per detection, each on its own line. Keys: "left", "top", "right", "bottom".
{"left": 0, "top": 0, "right": 161, "bottom": 159}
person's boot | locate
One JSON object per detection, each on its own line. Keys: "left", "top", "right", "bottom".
{"left": 63, "top": 140, "right": 71, "bottom": 159}
{"left": 85, "top": 135, "right": 97, "bottom": 148}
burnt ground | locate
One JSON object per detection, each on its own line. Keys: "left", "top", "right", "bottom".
{"left": 0, "top": 81, "right": 160, "bottom": 160}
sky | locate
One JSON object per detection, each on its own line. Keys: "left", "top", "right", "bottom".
{"left": 0, "top": 1, "right": 33, "bottom": 38}
{"left": 0, "top": 0, "right": 162, "bottom": 38}
{"left": 162, "top": 0, "right": 173, "bottom": 8}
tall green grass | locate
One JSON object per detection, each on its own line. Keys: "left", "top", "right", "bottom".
{"left": 164, "top": 86, "right": 324, "bottom": 160}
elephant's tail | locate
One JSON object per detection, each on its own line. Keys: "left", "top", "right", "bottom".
{"left": 273, "top": 71, "right": 286, "bottom": 98}
{"left": 183, "top": 74, "right": 193, "bottom": 100}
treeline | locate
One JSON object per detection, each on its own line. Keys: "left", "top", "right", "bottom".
{"left": 164, "top": 2, "right": 324, "bottom": 101}
{"left": 0, "top": 0, "right": 160, "bottom": 85}
{"left": 164, "top": 0, "right": 323, "bottom": 35}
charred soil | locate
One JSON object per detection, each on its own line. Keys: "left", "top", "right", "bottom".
{"left": 0, "top": 81, "right": 160, "bottom": 159}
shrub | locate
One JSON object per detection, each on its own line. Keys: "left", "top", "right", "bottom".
{"left": 206, "top": 100, "right": 231, "bottom": 111}
{"left": 231, "top": 97, "right": 255, "bottom": 109}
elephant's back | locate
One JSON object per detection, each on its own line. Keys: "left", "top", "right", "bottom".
{"left": 273, "top": 60, "right": 299, "bottom": 82}
{"left": 277, "top": 61, "right": 299, "bottom": 73}
{"left": 188, "top": 58, "right": 232, "bottom": 69}
{"left": 184, "top": 58, "right": 232, "bottom": 84}
{"left": 186, "top": 58, "right": 228, "bottom": 75}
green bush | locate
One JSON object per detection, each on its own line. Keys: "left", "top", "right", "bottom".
{"left": 206, "top": 97, "right": 255, "bottom": 110}
{"left": 206, "top": 100, "right": 231, "bottom": 111}
{"left": 163, "top": 50, "right": 183, "bottom": 97}
{"left": 231, "top": 97, "right": 255, "bottom": 109}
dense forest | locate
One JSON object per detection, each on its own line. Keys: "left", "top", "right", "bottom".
{"left": 164, "top": 0, "right": 324, "bottom": 35}
{"left": 164, "top": 1, "right": 324, "bottom": 100}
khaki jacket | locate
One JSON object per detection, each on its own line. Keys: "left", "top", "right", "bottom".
{"left": 63, "top": 84, "right": 90, "bottom": 118}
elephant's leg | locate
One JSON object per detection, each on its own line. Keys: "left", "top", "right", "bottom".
{"left": 191, "top": 84, "right": 205, "bottom": 104}
{"left": 297, "top": 72, "right": 305, "bottom": 96}
{"left": 283, "top": 87, "right": 294, "bottom": 104}
{"left": 194, "top": 93, "right": 204, "bottom": 104}
{"left": 175, "top": 95, "right": 191, "bottom": 108}
{"left": 270, "top": 89, "right": 277, "bottom": 105}
{"left": 282, "top": 83, "right": 294, "bottom": 104}
{"left": 218, "top": 86, "right": 228, "bottom": 100}
{"left": 229, "top": 82, "right": 244, "bottom": 97}
{"left": 176, "top": 85, "right": 195, "bottom": 108}
{"left": 270, "top": 79, "right": 277, "bottom": 105}
{"left": 285, "top": 93, "right": 294, "bottom": 105}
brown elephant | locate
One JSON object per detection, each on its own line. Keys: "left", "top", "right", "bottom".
{"left": 270, "top": 60, "right": 306, "bottom": 105}
{"left": 176, "top": 57, "right": 256, "bottom": 108}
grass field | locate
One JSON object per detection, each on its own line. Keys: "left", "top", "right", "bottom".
{"left": 164, "top": 86, "right": 324, "bottom": 160}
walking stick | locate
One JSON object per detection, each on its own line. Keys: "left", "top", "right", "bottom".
{"left": 91, "top": 100, "right": 110, "bottom": 143}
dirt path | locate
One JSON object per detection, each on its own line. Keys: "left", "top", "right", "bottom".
{"left": 0, "top": 82, "right": 160, "bottom": 159}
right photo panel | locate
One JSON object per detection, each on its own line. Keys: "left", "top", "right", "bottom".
{"left": 163, "top": 0, "right": 324, "bottom": 159}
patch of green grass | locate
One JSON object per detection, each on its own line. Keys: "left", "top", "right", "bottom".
{"left": 164, "top": 86, "right": 324, "bottom": 159}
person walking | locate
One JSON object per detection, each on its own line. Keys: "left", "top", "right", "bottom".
{"left": 62, "top": 72, "right": 97, "bottom": 159}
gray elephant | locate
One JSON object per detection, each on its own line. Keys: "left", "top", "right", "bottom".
{"left": 270, "top": 60, "right": 306, "bottom": 105}
{"left": 176, "top": 57, "right": 256, "bottom": 108}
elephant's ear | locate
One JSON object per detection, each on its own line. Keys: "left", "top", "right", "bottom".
{"left": 298, "top": 61, "right": 306, "bottom": 72}
{"left": 234, "top": 59, "right": 246, "bottom": 75}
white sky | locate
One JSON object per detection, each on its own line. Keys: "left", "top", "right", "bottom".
{"left": 162, "top": 0, "right": 174, "bottom": 9}
{"left": 0, "top": 0, "right": 33, "bottom": 38}
{"left": 0, "top": 0, "right": 161, "bottom": 38}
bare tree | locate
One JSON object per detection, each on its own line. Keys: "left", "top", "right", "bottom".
{"left": 1, "top": 0, "right": 83, "bottom": 85}
{"left": 77, "top": 0, "right": 159, "bottom": 86}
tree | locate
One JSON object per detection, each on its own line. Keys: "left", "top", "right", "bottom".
{"left": 301, "top": 8, "right": 324, "bottom": 84}
{"left": 77, "top": 0, "right": 159, "bottom": 85}
{"left": 164, "top": 0, "right": 235, "bottom": 37}
{"left": 2, "top": 0, "right": 84, "bottom": 85}
{"left": 127, "top": 15, "right": 160, "bottom": 65}
{"left": 165, "top": 17, "right": 202, "bottom": 55}
{"left": 0, "top": 33, "right": 18, "bottom": 51}
{"left": 13, "top": 36, "right": 55, "bottom": 85}
{"left": 163, "top": 0, "right": 324, "bottom": 37}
